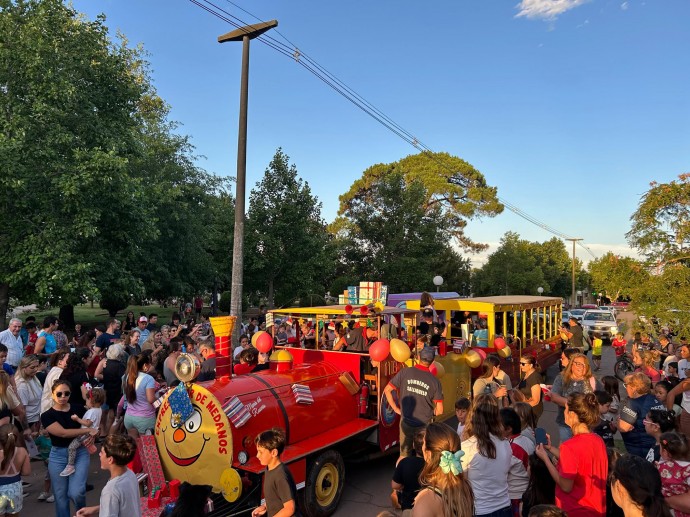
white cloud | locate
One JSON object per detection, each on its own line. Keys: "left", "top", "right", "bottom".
{"left": 515, "top": 0, "right": 591, "bottom": 20}
{"left": 620, "top": 1, "right": 629, "bottom": 10}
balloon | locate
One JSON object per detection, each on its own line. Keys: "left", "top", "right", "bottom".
{"left": 474, "top": 348, "right": 487, "bottom": 364}
{"left": 251, "top": 330, "right": 267, "bottom": 347}
{"left": 498, "top": 346, "right": 512, "bottom": 359}
{"left": 493, "top": 336, "right": 506, "bottom": 349}
{"left": 465, "top": 349, "right": 481, "bottom": 368}
{"left": 345, "top": 304, "right": 354, "bottom": 315}
{"left": 255, "top": 332, "right": 273, "bottom": 353}
{"left": 390, "top": 338, "right": 411, "bottom": 363}
{"left": 430, "top": 361, "right": 445, "bottom": 378}
{"left": 368, "top": 338, "right": 390, "bottom": 362}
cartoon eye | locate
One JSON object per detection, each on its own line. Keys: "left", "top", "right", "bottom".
{"left": 170, "top": 415, "right": 180, "bottom": 429}
{"left": 184, "top": 409, "right": 202, "bottom": 433}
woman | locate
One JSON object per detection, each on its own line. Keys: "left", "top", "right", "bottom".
{"left": 15, "top": 355, "right": 42, "bottom": 434}
{"left": 619, "top": 373, "right": 662, "bottom": 458}
{"left": 473, "top": 355, "right": 509, "bottom": 407}
{"left": 59, "top": 349, "right": 91, "bottom": 407}
{"left": 610, "top": 454, "right": 672, "bottom": 517}
{"left": 642, "top": 409, "right": 676, "bottom": 462}
{"left": 461, "top": 394, "right": 512, "bottom": 517}
{"left": 550, "top": 352, "right": 600, "bottom": 443}
{"left": 95, "top": 343, "right": 127, "bottom": 439}
{"left": 40, "top": 379, "right": 98, "bottom": 517}
{"left": 40, "top": 349, "right": 70, "bottom": 414}
{"left": 473, "top": 320, "right": 489, "bottom": 348}
{"left": 160, "top": 325, "right": 172, "bottom": 347}
{"left": 518, "top": 354, "right": 544, "bottom": 422}
{"left": 53, "top": 320, "right": 69, "bottom": 350}
{"left": 633, "top": 350, "right": 662, "bottom": 384}
{"left": 141, "top": 330, "right": 163, "bottom": 353}
{"left": 412, "top": 422, "right": 474, "bottom": 517}
{"left": 0, "top": 372, "right": 29, "bottom": 436}
{"left": 124, "top": 329, "right": 141, "bottom": 356}
{"left": 123, "top": 311, "right": 136, "bottom": 332}
{"left": 535, "top": 392, "right": 608, "bottom": 516}
{"left": 123, "top": 351, "right": 157, "bottom": 437}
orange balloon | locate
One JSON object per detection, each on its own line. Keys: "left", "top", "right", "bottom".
{"left": 368, "top": 339, "right": 390, "bottom": 362}
{"left": 255, "top": 332, "right": 273, "bottom": 353}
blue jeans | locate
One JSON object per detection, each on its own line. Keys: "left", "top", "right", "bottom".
{"left": 558, "top": 425, "right": 573, "bottom": 444}
{"left": 48, "top": 446, "right": 89, "bottom": 517}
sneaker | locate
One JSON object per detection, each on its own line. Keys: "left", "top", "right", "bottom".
{"left": 46, "top": 494, "right": 55, "bottom": 503}
{"left": 60, "top": 465, "right": 76, "bottom": 477}
{"left": 22, "top": 480, "right": 31, "bottom": 487}
{"left": 37, "top": 491, "right": 51, "bottom": 501}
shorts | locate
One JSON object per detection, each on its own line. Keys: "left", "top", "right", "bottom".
{"left": 592, "top": 354, "right": 602, "bottom": 360}
{"left": 0, "top": 479, "right": 23, "bottom": 513}
{"left": 399, "top": 420, "right": 424, "bottom": 458}
{"left": 124, "top": 413, "right": 156, "bottom": 435}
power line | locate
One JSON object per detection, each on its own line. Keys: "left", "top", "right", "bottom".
{"left": 190, "top": 0, "right": 599, "bottom": 260}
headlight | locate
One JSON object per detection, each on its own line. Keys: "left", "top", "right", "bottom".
{"left": 175, "top": 353, "right": 201, "bottom": 383}
{"left": 611, "top": 326, "right": 618, "bottom": 333}
{"left": 238, "top": 451, "right": 249, "bottom": 465}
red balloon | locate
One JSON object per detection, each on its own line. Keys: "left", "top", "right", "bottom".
{"left": 474, "top": 348, "right": 487, "bottom": 363}
{"left": 494, "top": 337, "right": 506, "bottom": 350}
{"left": 368, "top": 338, "right": 390, "bottom": 362}
{"left": 255, "top": 332, "right": 274, "bottom": 353}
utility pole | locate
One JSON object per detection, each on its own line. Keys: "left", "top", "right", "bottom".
{"left": 565, "top": 238, "right": 583, "bottom": 308}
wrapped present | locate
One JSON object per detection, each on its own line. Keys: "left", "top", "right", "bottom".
{"left": 347, "top": 286, "right": 359, "bottom": 304}
{"left": 148, "top": 489, "right": 162, "bottom": 509}
{"left": 292, "top": 383, "right": 314, "bottom": 405}
{"left": 338, "top": 295, "right": 346, "bottom": 304}
{"left": 379, "top": 285, "right": 388, "bottom": 305}
{"left": 223, "top": 396, "right": 252, "bottom": 428}
{"left": 359, "top": 281, "right": 374, "bottom": 304}
{"left": 141, "top": 495, "right": 171, "bottom": 517}
{"left": 168, "top": 479, "right": 181, "bottom": 501}
{"left": 372, "top": 281, "right": 383, "bottom": 301}
{"left": 138, "top": 436, "right": 166, "bottom": 494}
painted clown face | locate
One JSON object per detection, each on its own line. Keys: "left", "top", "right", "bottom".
{"left": 155, "top": 384, "right": 232, "bottom": 490}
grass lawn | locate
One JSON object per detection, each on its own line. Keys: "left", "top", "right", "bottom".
{"left": 18, "top": 304, "right": 228, "bottom": 329}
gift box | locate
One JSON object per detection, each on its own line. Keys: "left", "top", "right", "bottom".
{"left": 223, "top": 396, "right": 252, "bottom": 428}
{"left": 138, "top": 436, "right": 167, "bottom": 495}
{"left": 148, "top": 491, "right": 162, "bottom": 509}
{"left": 359, "top": 281, "right": 374, "bottom": 304}
{"left": 168, "top": 479, "right": 181, "bottom": 501}
{"left": 379, "top": 285, "right": 388, "bottom": 305}
{"left": 292, "top": 383, "right": 314, "bottom": 405}
{"left": 347, "top": 286, "right": 359, "bottom": 304}
{"left": 372, "top": 282, "right": 383, "bottom": 302}
{"left": 338, "top": 295, "right": 346, "bottom": 304}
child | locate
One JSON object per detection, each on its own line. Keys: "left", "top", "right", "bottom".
{"left": 276, "top": 324, "right": 288, "bottom": 346}
{"left": 612, "top": 332, "right": 627, "bottom": 358}
{"left": 592, "top": 391, "right": 615, "bottom": 447}
{"left": 234, "top": 348, "right": 259, "bottom": 375}
{"left": 654, "top": 380, "right": 682, "bottom": 416}
{"left": 521, "top": 454, "right": 556, "bottom": 517}
{"left": 455, "top": 397, "right": 470, "bottom": 438}
{"left": 252, "top": 428, "right": 296, "bottom": 517}
{"left": 24, "top": 322, "right": 38, "bottom": 355}
{"left": 0, "top": 424, "right": 31, "bottom": 513}
{"left": 513, "top": 401, "right": 536, "bottom": 448}
{"left": 601, "top": 376, "right": 621, "bottom": 422}
{"left": 391, "top": 429, "right": 425, "bottom": 512}
{"left": 60, "top": 387, "right": 104, "bottom": 477}
{"left": 656, "top": 432, "right": 690, "bottom": 517}
{"left": 75, "top": 435, "right": 139, "bottom": 517}
{"left": 591, "top": 332, "right": 603, "bottom": 371}
{"left": 501, "top": 408, "right": 533, "bottom": 517}
{"left": 666, "top": 362, "right": 681, "bottom": 387}
{"left": 606, "top": 448, "right": 624, "bottom": 517}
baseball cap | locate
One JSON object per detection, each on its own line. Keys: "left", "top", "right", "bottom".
{"left": 328, "top": 322, "right": 335, "bottom": 330}
{"left": 422, "top": 308, "right": 434, "bottom": 318}
{"left": 419, "top": 347, "right": 436, "bottom": 363}
{"left": 138, "top": 316, "right": 148, "bottom": 323}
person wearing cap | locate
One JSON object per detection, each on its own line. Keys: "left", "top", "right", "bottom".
{"left": 136, "top": 316, "right": 150, "bottom": 347}
{"left": 321, "top": 322, "right": 336, "bottom": 349}
{"left": 384, "top": 347, "right": 444, "bottom": 459}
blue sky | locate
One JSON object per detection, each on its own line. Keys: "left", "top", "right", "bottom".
{"left": 72, "top": 0, "right": 690, "bottom": 265}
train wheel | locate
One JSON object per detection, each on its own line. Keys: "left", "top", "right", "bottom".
{"left": 302, "top": 449, "right": 344, "bottom": 517}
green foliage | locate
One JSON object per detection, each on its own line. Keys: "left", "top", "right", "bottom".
{"left": 99, "top": 292, "right": 131, "bottom": 317}
{"left": 244, "top": 149, "right": 332, "bottom": 308}
{"left": 588, "top": 252, "right": 648, "bottom": 302}
{"left": 219, "top": 291, "right": 232, "bottom": 313}
{"left": 338, "top": 152, "right": 503, "bottom": 253}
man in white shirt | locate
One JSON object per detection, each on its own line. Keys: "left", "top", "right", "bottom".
{"left": 678, "top": 344, "right": 689, "bottom": 380}
{"left": 0, "top": 318, "right": 24, "bottom": 369}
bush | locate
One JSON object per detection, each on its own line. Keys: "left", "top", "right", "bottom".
{"left": 99, "top": 292, "right": 130, "bottom": 317}
{"left": 219, "top": 291, "right": 231, "bottom": 313}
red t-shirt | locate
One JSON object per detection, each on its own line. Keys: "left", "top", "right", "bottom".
{"left": 612, "top": 338, "right": 626, "bottom": 356}
{"left": 556, "top": 433, "right": 608, "bottom": 517}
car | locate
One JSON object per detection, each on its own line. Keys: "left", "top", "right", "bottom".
{"left": 567, "top": 309, "right": 587, "bottom": 323}
{"left": 599, "top": 305, "right": 618, "bottom": 317}
{"left": 581, "top": 310, "right": 619, "bottom": 341}
{"left": 581, "top": 304, "right": 599, "bottom": 310}
{"left": 562, "top": 311, "right": 571, "bottom": 325}
{"left": 611, "top": 301, "right": 630, "bottom": 311}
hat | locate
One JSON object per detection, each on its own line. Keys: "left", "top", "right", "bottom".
{"left": 419, "top": 347, "right": 436, "bottom": 363}
{"left": 328, "top": 322, "right": 335, "bottom": 331}
{"left": 422, "top": 308, "right": 434, "bottom": 318}
{"left": 138, "top": 316, "right": 148, "bottom": 323}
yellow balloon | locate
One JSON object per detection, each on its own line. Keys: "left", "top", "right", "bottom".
{"left": 465, "top": 350, "right": 481, "bottom": 368}
{"left": 251, "top": 330, "right": 267, "bottom": 347}
{"left": 431, "top": 361, "right": 445, "bottom": 378}
{"left": 498, "top": 346, "right": 512, "bottom": 359}
{"left": 390, "top": 338, "right": 411, "bottom": 363}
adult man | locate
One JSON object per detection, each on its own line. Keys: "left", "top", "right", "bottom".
{"left": 34, "top": 316, "right": 58, "bottom": 355}
{"left": 560, "top": 316, "right": 585, "bottom": 350}
{"left": 384, "top": 347, "right": 443, "bottom": 458}
{"left": 94, "top": 318, "right": 120, "bottom": 355}
{"left": 198, "top": 340, "right": 217, "bottom": 382}
{"left": 344, "top": 321, "right": 367, "bottom": 352}
{"left": 146, "top": 314, "right": 159, "bottom": 332}
{"left": 136, "top": 316, "right": 150, "bottom": 346}
{"left": 0, "top": 318, "right": 24, "bottom": 369}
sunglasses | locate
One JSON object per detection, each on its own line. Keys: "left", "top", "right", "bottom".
{"left": 55, "top": 391, "right": 71, "bottom": 398}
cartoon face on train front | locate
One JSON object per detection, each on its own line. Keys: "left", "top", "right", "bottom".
{"left": 155, "top": 384, "right": 232, "bottom": 491}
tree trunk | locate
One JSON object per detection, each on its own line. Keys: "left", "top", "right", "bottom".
{"left": 0, "top": 283, "right": 9, "bottom": 331}
{"left": 59, "top": 304, "right": 76, "bottom": 330}
{"left": 268, "top": 279, "right": 275, "bottom": 309}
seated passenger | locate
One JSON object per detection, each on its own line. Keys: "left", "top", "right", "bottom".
{"left": 233, "top": 347, "right": 259, "bottom": 375}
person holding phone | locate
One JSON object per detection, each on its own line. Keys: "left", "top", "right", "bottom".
{"left": 518, "top": 355, "right": 544, "bottom": 422}
{"left": 535, "top": 392, "right": 608, "bottom": 517}
{"left": 473, "top": 355, "right": 509, "bottom": 407}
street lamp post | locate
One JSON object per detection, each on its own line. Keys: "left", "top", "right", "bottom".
{"left": 219, "top": 20, "right": 278, "bottom": 359}
{"left": 433, "top": 276, "right": 444, "bottom": 293}
{"left": 577, "top": 290, "right": 582, "bottom": 307}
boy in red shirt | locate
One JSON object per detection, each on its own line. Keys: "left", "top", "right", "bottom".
{"left": 612, "top": 332, "right": 627, "bottom": 358}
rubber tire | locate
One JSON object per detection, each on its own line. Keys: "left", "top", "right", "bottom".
{"left": 301, "top": 449, "right": 345, "bottom": 517}
{"left": 614, "top": 357, "right": 635, "bottom": 382}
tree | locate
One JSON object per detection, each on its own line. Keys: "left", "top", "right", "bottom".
{"left": 588, "top": 252, "right": 648, "bottom": 302}
{"left": 244, "top": 149, "right": 332, "bottom": 308}
{"left": 338, "top": 152, "right": 503, "bottom": 253}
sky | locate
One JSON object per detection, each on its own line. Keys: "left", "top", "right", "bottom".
{"left": 71, "top": 0, "right": 690, "bottom": 267}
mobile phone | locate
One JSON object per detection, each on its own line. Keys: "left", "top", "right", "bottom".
{"left": 535, "top": 427, "right": 548, "bottom": 446}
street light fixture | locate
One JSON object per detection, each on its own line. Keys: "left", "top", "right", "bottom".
{"left": 433, "top": 275, "right": 444, "bottom": 292}
{"left": 219, "top": 19, "right": 278, "bottom": 358}
{"left": 537, "top": 286, "right": 544, "bottom": 296}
